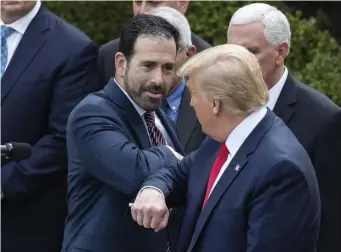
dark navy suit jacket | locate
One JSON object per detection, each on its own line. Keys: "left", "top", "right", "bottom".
{"left": 1, "top": 5, "right": 100, "bottom": 252}
{"left": 144, "top": 110, "right": 321, "bottom": 252}
{"left": 62, "top": 79, "right": 184, "bottom": 252}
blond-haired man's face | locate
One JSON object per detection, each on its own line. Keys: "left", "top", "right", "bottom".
{"left": 186, "top": 73, "right": 217, "bottom": 137}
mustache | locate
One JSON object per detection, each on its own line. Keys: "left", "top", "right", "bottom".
{"left": 141, "top": 84, "right": 166, "bottom": 95}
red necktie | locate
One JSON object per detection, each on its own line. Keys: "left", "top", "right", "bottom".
{"left": 202, "top": 143, "right": 229, "bottom": 209}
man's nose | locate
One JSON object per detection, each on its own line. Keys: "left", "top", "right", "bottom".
{"left": 151, "top": 68, "right": 163, "bottom": 85}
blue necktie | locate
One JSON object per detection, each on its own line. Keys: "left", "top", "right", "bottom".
{"left": 1, "top": 25, "right": 16, "bottom": 78}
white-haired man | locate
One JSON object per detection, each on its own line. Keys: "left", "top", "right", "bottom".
{"left": 129, "top": 44, "right": 320, "bottom": 252}
{"left": 147, "top": 7, "right": 206, "bottom": 154}
{"left": 227, "top": 3, "right": 341, "bottom": 252}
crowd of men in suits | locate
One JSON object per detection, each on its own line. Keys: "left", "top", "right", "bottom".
{"left": 1, "top": 1, "right": 340, "bottom": 252}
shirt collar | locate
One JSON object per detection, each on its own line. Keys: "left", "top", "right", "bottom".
{"left": 114, "top": 78, "right": 146, "bottom": 117}
{"left": 1, "top": 0, "right": 41, "bottom": 34}
{"left": 225, "top": 106, "right": 267, "bottom": 158}
{"left": 267, "top": 66, "right": 288, "bottom": 111}
{"left": 166, "top": 78, "right": 186, "bottom": 105}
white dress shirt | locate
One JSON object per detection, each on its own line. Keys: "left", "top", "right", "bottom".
{"left": 208, "top": 106, "right": 267, "bottom": 197}
{"left": 115, "top": 79, "right": 174, "bottom": 147}
{"left": 266, "top": 67, "right": 288, "bottom": 111}
{"left": 0, "top": 0, "right": 41, "bottom": 71}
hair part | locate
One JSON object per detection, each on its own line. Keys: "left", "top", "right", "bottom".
{"left": 178, "top": 44, "right": 269, "bottom": 115}
{"left": 147, "top": 6, "right": 192, "bottom": 47}
{"left": 228, "top": 3, "right": 291, "bottom": 53}
{"left": 119, "top": 13, "right": 180, "bottom": 61}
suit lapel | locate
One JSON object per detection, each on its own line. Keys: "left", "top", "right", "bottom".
{"left": 188, "top": 110, "right": 276, "bottom": 251}
{"left": 1, "top": 6, "right": 49, "bottom": 102}
{"left": 273, "top": 73, "right": 298, "bottom": 124}
{"left": 156, "top": 109, "right": 184, "bottom": 155}
{"left": 104, "top": 79, "right": 151, "bottom": 149}
{"left": 187, "top": 155, "right": 248, "bottom": 251}
{"left": 188, "top": 140, "right": 221, "bottom": 215}
{"left": 177, "top": 87, "right": 197, "bottom": 149}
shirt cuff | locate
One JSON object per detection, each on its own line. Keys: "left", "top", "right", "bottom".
{"left": 165, "top": 145, "right": 183, "bottom": 161}
{"left": 137, "top": 186, "right": 165, "bottom": 199}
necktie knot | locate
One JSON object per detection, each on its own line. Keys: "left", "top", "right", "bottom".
{"left": 1, "top": 25, "right": 16, "bottom": 40}
{"left": 219, "top": 143, "right": 229, "bottom": 159}
{"left": 143, "top": 111, "right": 165, "bottom": 146}
{"left": 144, "top": 111, "right": 155, "bottom": 126}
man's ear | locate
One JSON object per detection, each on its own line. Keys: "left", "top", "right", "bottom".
{"left": 276, "top": 42, "right": 289, "bottom": 65}
{"left": 115, "top": 52, "right": 128, "bottom": 78}
{"left": 212, "top": 99, "right": 222, "bottom": 116}
{"left": 186, "top": 45, "right": 196, "bottom": 59}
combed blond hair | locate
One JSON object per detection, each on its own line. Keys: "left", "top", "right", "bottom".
{"left": 177, "top": 44, "right": 269, "bottom": 115}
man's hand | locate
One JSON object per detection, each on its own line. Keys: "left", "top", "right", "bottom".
{"left": 130, "top": 188, "right": 169, "bottom": 232}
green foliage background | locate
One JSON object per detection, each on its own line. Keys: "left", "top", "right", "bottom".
{"left": 45, "top": 1, "right": 341, "bottom": 105}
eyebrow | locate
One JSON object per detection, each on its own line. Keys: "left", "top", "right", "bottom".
{"left": 139, "top": 60, "right": 156, "bottom": 65}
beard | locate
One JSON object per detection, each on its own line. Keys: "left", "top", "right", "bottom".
{"left": 123, "top": 69, "right": 166, "bottom": 111}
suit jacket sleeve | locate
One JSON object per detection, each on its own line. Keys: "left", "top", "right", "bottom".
{"left": 68, "top": 103, "right": 181, "bottom": 196}
{"left": 1, "top": 41, "right": 100, "bottom": 202}
{"left": 247, "top": 159, "right": 320, "bottom": 252}
{"left": 141, "top": 151, "right": 196, "bottom": 206}
{"left": 313, "top": 110, "right": 341, "bottom": 252}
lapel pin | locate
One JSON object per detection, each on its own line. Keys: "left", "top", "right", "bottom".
{"left": 234, "top": 164, "right": 240, "bottom": 171}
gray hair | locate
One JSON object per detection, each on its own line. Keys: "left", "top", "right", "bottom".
{"left": 147, "top": 6, "right": 192, "bottom": 47}
{"left": 228, "top": 3, "right": 291, "bottom": 52}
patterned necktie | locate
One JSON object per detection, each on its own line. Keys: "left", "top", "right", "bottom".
{"left": 1, "top": 25, "right": 16, "bottom": 78}
{"left": 144, "top": 111, "right": 166, "bottom": 146}
{"left": 144, "top": 111, "right": 170, "bottom": 251}
{"left": 202, "top": 143, "right": 229, "bottom": 209}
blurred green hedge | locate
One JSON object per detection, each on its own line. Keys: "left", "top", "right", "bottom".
{"left": 45, "top": 1, "right": 341, "bottom": 105}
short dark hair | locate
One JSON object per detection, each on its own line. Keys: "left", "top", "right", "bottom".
{"left": 118, "top": 14, "right": 180, "bottom": 61}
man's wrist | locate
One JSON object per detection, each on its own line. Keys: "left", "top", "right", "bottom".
{"left": 138, "top": 186, "right": 165, "bottom": 199}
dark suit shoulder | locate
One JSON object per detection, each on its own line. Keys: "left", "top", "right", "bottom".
{"left": 99, "top": 38, "right": 120, "bottom": 55}
{"left": 295, "top": 78, "right": 340, "bottom": 119}
{"left": 258, "top": 117, "right": 313, "bottom": 170}
{"left": 42, "top": 5, "right": 94, "bottom": 46}
{"left": 71, "top": 90, "right": 114, "bottom": 115}
{"left": 191, "top": 32, "right": 211, "bottom": 52}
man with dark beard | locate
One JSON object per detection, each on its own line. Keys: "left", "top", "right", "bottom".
{"left": 62, "top": 14, "right": 185, "bottom": 252}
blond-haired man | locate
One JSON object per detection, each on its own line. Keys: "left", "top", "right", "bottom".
{"left": 129, "top": 44, "right": 320, "bottom": 252}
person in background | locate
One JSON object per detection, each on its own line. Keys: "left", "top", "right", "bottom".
{"left": 99, "top": 0, "right": 210, "bottom": 154}
{"left": 227, "top": 3, "right": 341, "bottom": 252}
{"left": 62, "top": 14, "right": 185, "bottom": 252}
{"left": 98, "top": 0, "right": 211, "bottom": 86}
{"left": 146, "top": 6, "right": 205, "bottom": 155}
{"left": 130, "top": 43, "right": 321, "bottom": 252}
{"left": 1, "top": 0, "right": 100, "bottom": 252}
{"left": 145, "top": 7, "right": 203, "bottom": 249}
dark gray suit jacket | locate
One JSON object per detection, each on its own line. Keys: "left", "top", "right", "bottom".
{"left": 273, "top": 73, "right": 341, "bottom": 252}
{"left": 98, "top": 32, "right": 211, "bottom": 154}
